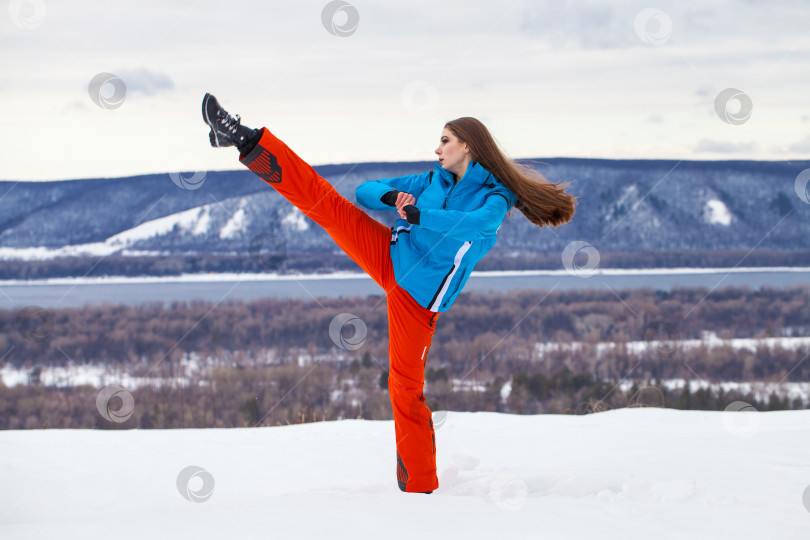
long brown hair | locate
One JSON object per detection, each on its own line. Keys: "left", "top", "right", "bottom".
{"left": 445, "top": 117, "right": 577, "bottom": 228}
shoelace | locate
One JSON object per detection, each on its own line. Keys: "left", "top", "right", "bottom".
{"left": 217, "top": 111, "right": 240, "bottom": 134}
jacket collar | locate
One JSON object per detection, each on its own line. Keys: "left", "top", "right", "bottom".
{"left": 433, "top": 160, "right": 494, "bottom": 187}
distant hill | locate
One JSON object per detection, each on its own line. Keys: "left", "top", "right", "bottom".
{"left": 1, "top": 158, "right": 809, "bottom": 277}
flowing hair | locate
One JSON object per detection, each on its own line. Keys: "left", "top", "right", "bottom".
{"left": 445, "top": 117, "right": 577, "bottom": 228}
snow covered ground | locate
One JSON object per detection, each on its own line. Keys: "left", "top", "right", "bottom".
{"left": 1, "top": 408, "right": 809, "bottom": 539}
{"left": 535, "top": 330, "right": 810, "bottom": 357}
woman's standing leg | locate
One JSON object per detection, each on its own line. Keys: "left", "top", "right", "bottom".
{"left": 386, "top": 285, "right": 441, "bottom": 493}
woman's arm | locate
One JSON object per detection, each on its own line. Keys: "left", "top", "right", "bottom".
{"left": 355, "top": 171, "right": 431, "bottom": 211}
{"left": 415, "top": 194, "right": 510, "bottom": 241}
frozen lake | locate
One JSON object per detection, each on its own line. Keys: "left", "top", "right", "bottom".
{"left": 0, "top": 267, "right": 807, "bottom": 308}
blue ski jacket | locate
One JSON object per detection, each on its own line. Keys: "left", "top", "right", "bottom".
{"left": 355, "top": 161, "right": 518, "bottom": 313}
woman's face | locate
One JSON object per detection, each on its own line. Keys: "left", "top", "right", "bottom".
{"left": 435, "top": 127, "right": 471, "bottom": 179}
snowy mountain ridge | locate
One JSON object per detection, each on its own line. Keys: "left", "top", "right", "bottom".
{"left": 1, "top": 158, "right": 808, "bottom": 261}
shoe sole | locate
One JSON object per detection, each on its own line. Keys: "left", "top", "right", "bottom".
{"left": 202, "top": 93, "right": 220, "bottom": 147}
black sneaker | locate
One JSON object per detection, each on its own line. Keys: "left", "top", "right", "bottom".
{"left": 202, "top": 93, "right": 257, "bottom": 150}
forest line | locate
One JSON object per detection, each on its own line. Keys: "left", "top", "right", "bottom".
{"left": 1, "top": 283, "right": 808, "bottom": 429}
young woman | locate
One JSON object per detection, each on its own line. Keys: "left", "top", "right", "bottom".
{"left": 202, "top": 93, "right": 577, "bottom": 493}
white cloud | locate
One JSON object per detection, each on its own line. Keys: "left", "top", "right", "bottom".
{"left": 694, "top": 138, "right": 758, "bottom": 154}
{"left": 116, "top": 68, "right": 174, "bottom": 96}
{"left": 788, "top": 135, "right": 810, "bottom": 153}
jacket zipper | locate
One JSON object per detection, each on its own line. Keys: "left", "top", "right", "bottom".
{"left": 442, "top": 180, "right": 458, "bottom": 209}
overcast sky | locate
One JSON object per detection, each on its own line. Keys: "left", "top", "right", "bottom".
{"left": 1, "top": 0, "right": 808, "bottom": 181}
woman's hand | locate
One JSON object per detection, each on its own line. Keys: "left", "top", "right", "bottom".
{"left": 395, "top": 192, "right": 416, "bottom": 219}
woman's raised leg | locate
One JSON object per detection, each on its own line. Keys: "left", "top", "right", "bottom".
{"left": 239, "top": 127, "right": 394, "bottom": 290}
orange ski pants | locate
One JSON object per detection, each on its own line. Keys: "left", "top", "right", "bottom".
{"left": 240, "top": 127, "right": 440, "bottom": 493}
